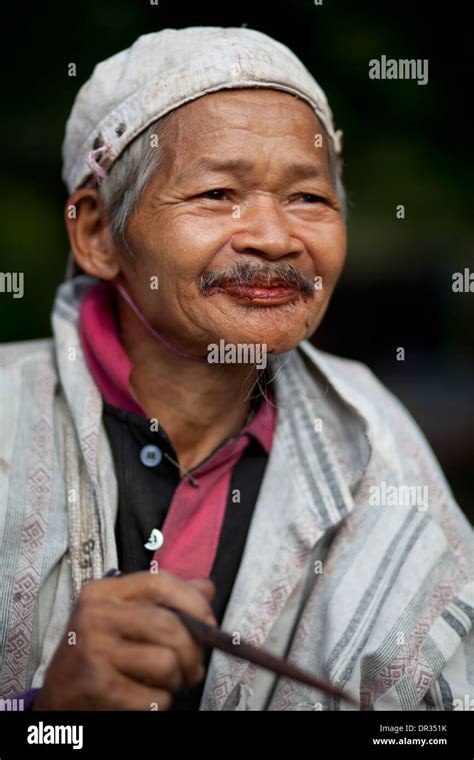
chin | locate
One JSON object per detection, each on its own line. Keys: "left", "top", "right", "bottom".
{"left": 210, "top": 321, "right": 310, "bottom": 356}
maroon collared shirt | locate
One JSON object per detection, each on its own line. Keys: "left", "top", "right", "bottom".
{"left": 79, "top": 281, "right": 275, "bottom": 581}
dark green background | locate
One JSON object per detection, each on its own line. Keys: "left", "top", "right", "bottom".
{"left": 1, "top": 0, "right": 472, "bottom": 518}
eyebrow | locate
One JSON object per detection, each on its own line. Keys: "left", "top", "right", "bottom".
{"left": 175, "top": 157, "right": 323, "bottom": 185}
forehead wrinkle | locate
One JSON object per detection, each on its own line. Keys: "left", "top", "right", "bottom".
{"left": 174, "top": 157, "right": 325, "bottom": 187}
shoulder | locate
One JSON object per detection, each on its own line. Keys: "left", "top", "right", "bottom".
{"left": 0, "top": 337, "right": 58, "bottom": 405}
{"left": 298, "top": 341, "right": 440, "bottom": 461}
{"left": 0, "top": 337, "right": 55, "bottom": 369}
{"left": 298, "top": 341, "right": 472, "bottom": 538}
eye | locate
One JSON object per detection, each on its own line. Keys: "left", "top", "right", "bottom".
{"left": 296, "top": 193, "right": 325, "bottom": 204}
{"left": 197, "top": 189, "right": 229, "bottom": 201}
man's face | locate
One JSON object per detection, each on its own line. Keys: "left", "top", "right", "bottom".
{"left": 120, "top": 88, "right": 346, "bottom": 355}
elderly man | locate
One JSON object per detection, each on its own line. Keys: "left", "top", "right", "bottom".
{"left": 0, "top": 27, "right": 472, "bottom": 712}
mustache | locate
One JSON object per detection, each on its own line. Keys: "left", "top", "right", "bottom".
{"left": 200, "top": 261, "right": 316, "bottom": 295}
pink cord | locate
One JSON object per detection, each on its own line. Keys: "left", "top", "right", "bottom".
{"left": 114, "top": 282, "right": 207, "bottom": 363}
{"left": 86, "top": 143, "right": 112, "bottom": 183}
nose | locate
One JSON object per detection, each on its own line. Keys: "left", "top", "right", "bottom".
{"left": 231, "top": 195, "right": 304, "bottom": 261}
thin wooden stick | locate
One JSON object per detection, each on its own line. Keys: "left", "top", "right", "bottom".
{"left": 104, "top": 568, "right": 358, "bottom": 707}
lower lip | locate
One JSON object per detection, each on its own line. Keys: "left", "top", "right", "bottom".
{"left": 215, "top": 284, "right": 300, "bottom": 306}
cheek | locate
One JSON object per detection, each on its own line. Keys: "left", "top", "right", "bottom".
{"left": 158, "top": 214, "right": 230, "bottom": 283}
{"left": 309, "top": 223, "right": 346, "bottom": 286}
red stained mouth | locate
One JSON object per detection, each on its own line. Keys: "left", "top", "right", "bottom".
{"left": 214, "top": 281, "right": 300, "bottom": 305}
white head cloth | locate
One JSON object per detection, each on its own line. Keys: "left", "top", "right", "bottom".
{"left": 62, "top": 26, "right": 343, "bottom": 194}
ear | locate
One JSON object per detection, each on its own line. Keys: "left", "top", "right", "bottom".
{"left": 64, "top": 188, "right": 122, "bottom": 280}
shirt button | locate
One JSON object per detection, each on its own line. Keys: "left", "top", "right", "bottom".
{"left": 140, "top": 444, "right": 162, "bottom": 467}
{"left": 145, "top": 528, "right": 164, "bottom": 551}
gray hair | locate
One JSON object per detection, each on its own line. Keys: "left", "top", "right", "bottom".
{"left": 99, "top": 105, "right": 346, "bottom": 258}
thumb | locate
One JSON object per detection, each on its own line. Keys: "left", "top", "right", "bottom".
{"left": 188, "top": 577, "right": 216, "bottom": 603}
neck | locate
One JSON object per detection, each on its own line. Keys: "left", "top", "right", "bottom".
{"left": 116, "top": 298, "right": 261, "bottom": 471}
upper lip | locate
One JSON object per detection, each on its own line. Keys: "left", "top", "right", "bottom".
{"left": 219, "top": 280, "right": 297, "bottom": 289}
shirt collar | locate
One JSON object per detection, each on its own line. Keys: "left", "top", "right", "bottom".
{"left": 79, "top": 280, "right": 274, "bottom": 454}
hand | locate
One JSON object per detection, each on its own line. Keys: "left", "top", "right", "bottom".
{"left": 33, "top": 570, "right": 216, "bottom": 710}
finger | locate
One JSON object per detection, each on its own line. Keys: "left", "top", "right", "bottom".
{"left": 112, "top": 641, "right": 205, "bottom": 691}
{"left": 84, "top": 571, "right": 217, "bottom": 626}
{"left": 105, "top": 603, "right": 206, "bottom": 685}
{"left": 188, "top": 578, "right": 216, "bottom": 602}
{"left": 97, "top": 671, "right": 173, "bottom": 711}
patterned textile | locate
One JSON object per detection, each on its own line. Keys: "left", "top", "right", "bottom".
{"left": 0, "top": 274, "right": 472, "bottom": 710}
